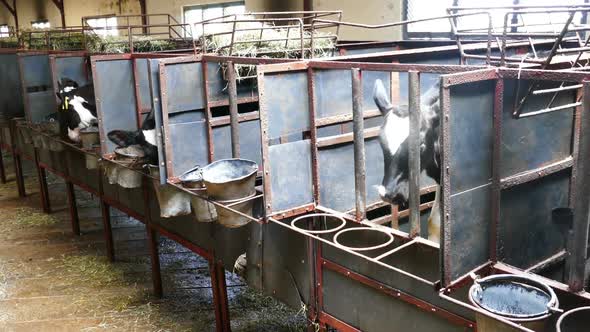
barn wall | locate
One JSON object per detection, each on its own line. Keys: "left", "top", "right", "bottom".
{"left": 0, "top": 0, "right": 403, "bottom": 40}
{"left": 145, "top": 0, "right": 303, "bottom": 25}
{"left": 0, "top": 0, "right": 140, "bottom": 29}
{"left": 313, "top": 0, "right": 402, "bottom": 40}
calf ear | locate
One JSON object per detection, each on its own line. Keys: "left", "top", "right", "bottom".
{"left": 107, "top": 130, "right": 137, "bottom": 147}
{"left": 373, "top": 79, "right": 393, "bottom": 115}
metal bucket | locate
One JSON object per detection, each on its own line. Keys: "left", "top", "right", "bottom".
{"left": 80, "top": 127, "right": 99, "bottom": 149}
{"left": 114, "top": 146, "right": 145, "bottom": 189}
{"left": 179, "top": 168, "right": 217, "bottom": 223}
{"left": 147, "top": 165, "right": 191, "bottom": 218}
{"left": 85, "top": 148, "right": 100, "bottom": 170}
{"left": 201, "top": 159, "right": 258, "bottom": 228}
{"left": 556, "top": 306, "right": 590, "bottom": 332}
{"left": 104, "top": 160, "right": 119, "bottom": 185}
{"left": 469, "top": 274, "right": 559, "bottom": 332}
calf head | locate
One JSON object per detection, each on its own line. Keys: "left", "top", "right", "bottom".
{"left": 373, "top": 79, "right": 441, "bottom": 206}
{"left": 56, "top": 78, "right": 97, "bottom": 142}
{"left": 107, "top": 110, "right": 158, "bottom": 165}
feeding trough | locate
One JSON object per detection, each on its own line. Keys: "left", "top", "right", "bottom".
{"left": 556, "top": 306, "right": 590, "bottom": 332}
{"left": 147, "top": 165, "right": 191, "bottom": 218}
{"left": 202, "top": 159, "right": 258, "bottom": 228}
{"left": 291, "top": 213, "right": 347, "bottom": 234}
{"left": 80, "top": 127, "right": 99, "bottom": 149}
{"left": 469, "top": 274, "right": 559, "bottom": 332}
{"left": 113, "top": 145, "right": 146, "bottom": 189}
{"left": 179, "top": 167, "right": 217, "bottom": 223}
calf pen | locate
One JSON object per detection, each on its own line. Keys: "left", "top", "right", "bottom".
{"left": 3, "top": 6, "right": 590, "bottom": 332}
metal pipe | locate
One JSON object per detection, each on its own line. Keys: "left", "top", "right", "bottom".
{"left": 66, "top": 181, "right": 80, "bottom": 236}
{"left": 351, "top": 68, "right": 366, "bottom": 222}
{"left": 568, "top": 81, "right": 590, "bottom": 292}
{"left": 226, "top": 61, "right": 240, "bottom": 158}
{"left": 517, "top": 102, "right": 582, "bottom": 118}
{"left": 532, "top": 84, "right": 583, "bottom": 94}
{"left": 408, "top": 71, "right": 421, "bottom": 238}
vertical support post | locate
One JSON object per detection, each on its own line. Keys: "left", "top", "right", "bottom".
{"left": 209, "top": 260, "right": 231, "bottom": 332}
{"left": 147, "top": 226, "right": 163, "bottom": 298}
{"left": 143, "top": 177, "right": 162, "bottom": 298}
{"left": 351, "top": 68, "right": 366, "bottom": 222}
{"left": 14, "top": 153, "right": 25, "bottom": 197}
{"left": 568, "top": 81, "right": 590, "bottom": 292}
{"left": 100, "top": 200, "right": 115, "bottom": 262}
{"left": 0, "top": 150, "right": 6, "bottom": 184}
{"left": 408, "top": 71, "right": 421, "bottom": 238}
{"left": 490, "top": 79, "right": 504, "bottom": 262}
{"left": 66, "top": 181, "right": 80, "bottom": 236}
{"left": 227, "top": 61, "right": 240, "bottom": 158}
{"left": 35, "top": 152, "right": 51, "bottom": 213}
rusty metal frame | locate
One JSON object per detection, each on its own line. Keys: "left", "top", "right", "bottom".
{"left": 157, "top": 54, "right": 299, "bottom": 182}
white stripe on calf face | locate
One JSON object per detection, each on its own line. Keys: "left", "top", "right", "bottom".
{"left": 60, "top": 86, "right": 75, "bottom": 93}
{"left": 69, "top": 96, "right": 96, "bottom": 128}
{"left": 142, "top": 129, "right": 157, "bottom": 146}
{"left": 382, "top": 111, "right": 409, "bottom": 155}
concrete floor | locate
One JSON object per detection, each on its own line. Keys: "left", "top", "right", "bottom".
{"left": 0, "top": 153, "right": 306, "bottom": 332}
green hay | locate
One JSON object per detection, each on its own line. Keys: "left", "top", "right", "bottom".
{"left": 7, "top": 207, "right": 59, "bottom": 228}
{"left": 60, "top": 255, "right": 142, "bottom": 288}
{"left": 0, "top": 37, "right": 19, "bottom": 48}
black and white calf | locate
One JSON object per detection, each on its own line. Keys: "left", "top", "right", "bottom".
{"left": 56, "top": 78, "right": 98, "bottom": 142}
{"left": 373, "top": 79, "right": 442, "bottom": 243}
{"left": 107, "top": 110, "right": 159, "bottom": 165}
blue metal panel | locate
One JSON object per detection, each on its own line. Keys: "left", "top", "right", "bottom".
{"left": 21, "top": 54, "right": 51, "bottom": 87}
{"left": 499, "top": 171, "right": 570, "bottom": 269}
{"left": 449, "top": 184, "right": 491, "bottom": 280}
{"left": 165, "top": 62, "right": 205, "bottom": 113}
{"left": 55, "top": 56, "right": 90, "bottom": 86}
{"left": 314, "top": 70, "right": 390, "bottom": 119}
{"left": 318, "top": 138, "right": 383, "bottom": 212}
{"left": 28, "top": 91, "right": 56, "bottom": 123}
{"left": 212, "top": 119, "right": 262, "bottom": 165}
{"left": 269, "top": 140, "right": 313, "bottom": 212}
{"left": 450, "top": 81, "right": 494, "bottom": 194}
{"left": 500, "top": 80, "right": 574, "bottom": 178}
{"left": 168, "top": 117, "right": 209, "bottom": 176}
{"left": 0, "top": 54, "right": 23, "bottom": 118}
{"left": 94, "top": 59, "right": 137, "bottom": 154}
{"left": 264, "top": 72, "right": 309, "bottom": 139}
{"left": 135, "top": 58, "right": 152, "bottom": 112}
{"left": 207, "top": 62, "right": 257, "bottom": 103}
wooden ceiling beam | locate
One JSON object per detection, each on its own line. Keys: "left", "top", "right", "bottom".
{"left": 50, "top": 0, "right": 66, "bottom": 28}
{"left": 0, "top": 0, "right": 15, "bottom": 16}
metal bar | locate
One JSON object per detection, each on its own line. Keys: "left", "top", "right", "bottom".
{"left": 0, "top": 149, "right": 5, "bottom": 184}
{"left": 35, "top": 154, "right": 51, "bottom": 214}
{"left": 517, "top": 102, "right": 582, "bottom": 118}
{"left": 556, "top": 46, "right": 590, "bottom": 53}
{"left": 532, "top": 84, "right": 583, "bottom": 94}
{"left": 215, "top": 261, "right": 231, "bottom": 332}
{"left": 408, "top": 71, "right": 421, "bottom": 238}
{"left": 66, "top": 181, "right": 80, "bottom": 236}
{"left": 13, "top": 153, "right": 25, "bottom": 197}
{"left": 308, "top": 68, "right": 320, "bottom": 204}
{"left": 100, "top": 201, "right": 115, "bottom": 262}
{"left": 323, "top": 259, "right": 476, "bottom": 329}
{"left": 500, "top": 157, "right": 574, "bottom": 189}
{"left": 352, "top": 68, "right": 366, "bottom": 222}
{"left": 490, "top": 79, "right": 503, "bottom": 262}
{"left": 202, "top": 60, "right": 214, "bottom": 163}
{"left": 568, "top": 81, "right": 590, "bottom": 292}
{"left": 316, "top": 127, "right": 380, "bottom": 148}
{"left": 525, "top": 250, "right": 568, "bottom": 274}
{"left": 440, "top": 81, "right": 452, "bottom": 286}
{"left": 226, "top": 61, "right": 240, "bottom": 158}
{"left": 373, "top": 239, "right": 419, "bottom": 261}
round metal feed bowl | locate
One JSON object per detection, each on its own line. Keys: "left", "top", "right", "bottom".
{"left": 291, "top": 213, "right": 347, "bottom": 234}
{"left": 202, "top": 159, "right": 258, "bottom": 201}
{"left": 556, "top": 306, "right": 590, "bottom": 332}
{"left": 333, "top": 227, "right": 394, "bottom": 252}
